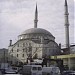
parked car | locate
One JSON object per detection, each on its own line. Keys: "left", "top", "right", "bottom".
{"left": 42, "top": 66, "right": 60, "bottom": 75}
{"left": 18, "top": 67, "right": 23, "bottom": 74}
{"left": 0, "top": 63, "right": 9, "bottom": 69}
{"left": 4, "top": 74, "right": 22, "bottom": 75}
{"left": 1, "top": 68, "right": 8, "bottom": 74}
{"left": 0, "top": 63, "right": 9, "bottom": 73}
{"left": 22, "top": 65, "right": 42, "bottom": 75}
{"left": 12, "top": 67, "right": 19, "bottom": 73}
{"left": 68, "top": 73, "right": 75, "bottom": 75}
{"left": 62, "top": 70, "right": 75, "bottom": 75}
{"left": 4, "top": 68, "right": 17, "bottom": 74}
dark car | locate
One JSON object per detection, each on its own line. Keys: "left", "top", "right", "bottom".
{"left": 18, "top": 68, "right": 23, "bottom": 74}
{"left": 1, "top": 68, "right": 8, "bottom": 74}
{"left": 62, "top": 70, "right": 73, "bottom": 75}
{"left": 68, "top": 72, "right": 75, "bottom": 75}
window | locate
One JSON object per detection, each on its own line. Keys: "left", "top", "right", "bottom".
{"left": 32, "top": 67, "right": 37, "bottom": 70}
{"left": 23, "top": 49, "right": 24, "bottom": 52}
{"left": 17, "top": 49, "right": 19, "bottom": 52}
{"left": 21, "top": 36, "right": 23, "bottom": 39}
{"left": 22, "top": 54, "right": 24, "bottom": 57}
{"left": 16, "top": 61, "right": 18, "bottom": 64}
{"left": 25, "top": 48, "right": 27, "bottom": 50}
{"left": 17, "top": 44, "right": 19, "bottom": 47}
{"left": 26, "top": 43, "right": 28, "bottom": 46}
{"left": 10, "top": 61, "right": 12, "bottom": 64}
{"left": 38, "top": 67, "right": 42, "bottom": 70}
{"left": 23, "top": 43, "right": 25, "bottom": 47}
{"left": 11, "top": 49, "right": 13, "bottom": 52}
{"left": 11, "top": 54, "right": 13, "bottom": 57}
{"left": 17, "top": 54, "right": 18, "bottom": 57}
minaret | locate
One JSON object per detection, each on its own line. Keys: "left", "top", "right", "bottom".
{"left": 64, "top": 0, "right": 70, "bottom": 49}
{"left": 34, "top": 3, "right": 38, "bottom": 28}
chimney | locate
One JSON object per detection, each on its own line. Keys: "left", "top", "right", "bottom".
{"left": 9, "top": 40, "right": 12, "bottom": 46}
{"left": 59, "top": 43, "right": 61, "bottom": 49}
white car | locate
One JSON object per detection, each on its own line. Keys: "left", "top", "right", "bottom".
{"left": 42, "top": 67, "right": 60, "bottom": 75}
{"left": 23, "top": 65, "right": 42, "bottom": 75}
{"left": 4, "top": 68, "right": 17, "bottom": 74}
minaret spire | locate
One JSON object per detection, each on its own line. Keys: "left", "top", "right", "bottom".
{"left": 64, "top": 0, "right": 70, "bottom": 49}
{"left": 34, "top": 3, "right": 38, "bottom": 28}
{"left": 65, "top": 0, "right": 67, "bottom": 6}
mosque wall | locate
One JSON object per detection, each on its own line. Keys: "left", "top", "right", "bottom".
{"left": 8, "top": 36, "right": 60, "bottom": 64}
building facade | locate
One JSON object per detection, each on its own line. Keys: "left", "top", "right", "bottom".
{"left": 0, "top": 48, "right": 8, "bottom": 63}
{"left": 51, "top": 45, "right": 75, "bottom": 69}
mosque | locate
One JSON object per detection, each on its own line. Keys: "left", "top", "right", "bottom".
{"left": 8, "top": 4, "right": 61, "bottom": 64}
{"left": 8, "top": 0, "right": 75, "bottom": 70}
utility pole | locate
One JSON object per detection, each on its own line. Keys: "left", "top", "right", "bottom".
{"left": 4, "top": 50, "right": 5, "bottom": 72}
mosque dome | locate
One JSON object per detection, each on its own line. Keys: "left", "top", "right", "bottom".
{"left": 21, "top": 28, "right": 54, "bottom": 37}
{"left": 19, "top": 4, "right": 54, "bottom": 40}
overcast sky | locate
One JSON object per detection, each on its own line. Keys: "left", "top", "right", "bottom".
{"left": 0, "top": 0, "right": 74, "bottom": 48}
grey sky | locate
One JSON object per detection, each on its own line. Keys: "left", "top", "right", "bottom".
{"left": 0, "top": 0, "right": 74, "bottom": 48}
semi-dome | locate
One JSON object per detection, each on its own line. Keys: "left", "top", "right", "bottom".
{"left": 21, "top": 28, "right": 54, "bottom": 37}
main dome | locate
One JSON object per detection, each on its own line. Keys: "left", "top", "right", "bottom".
{"left": 21, "top": 28, "right": 54, "bottom": 37}
{"left": 20, "top": 5, "right": 54, "bottom": 38}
